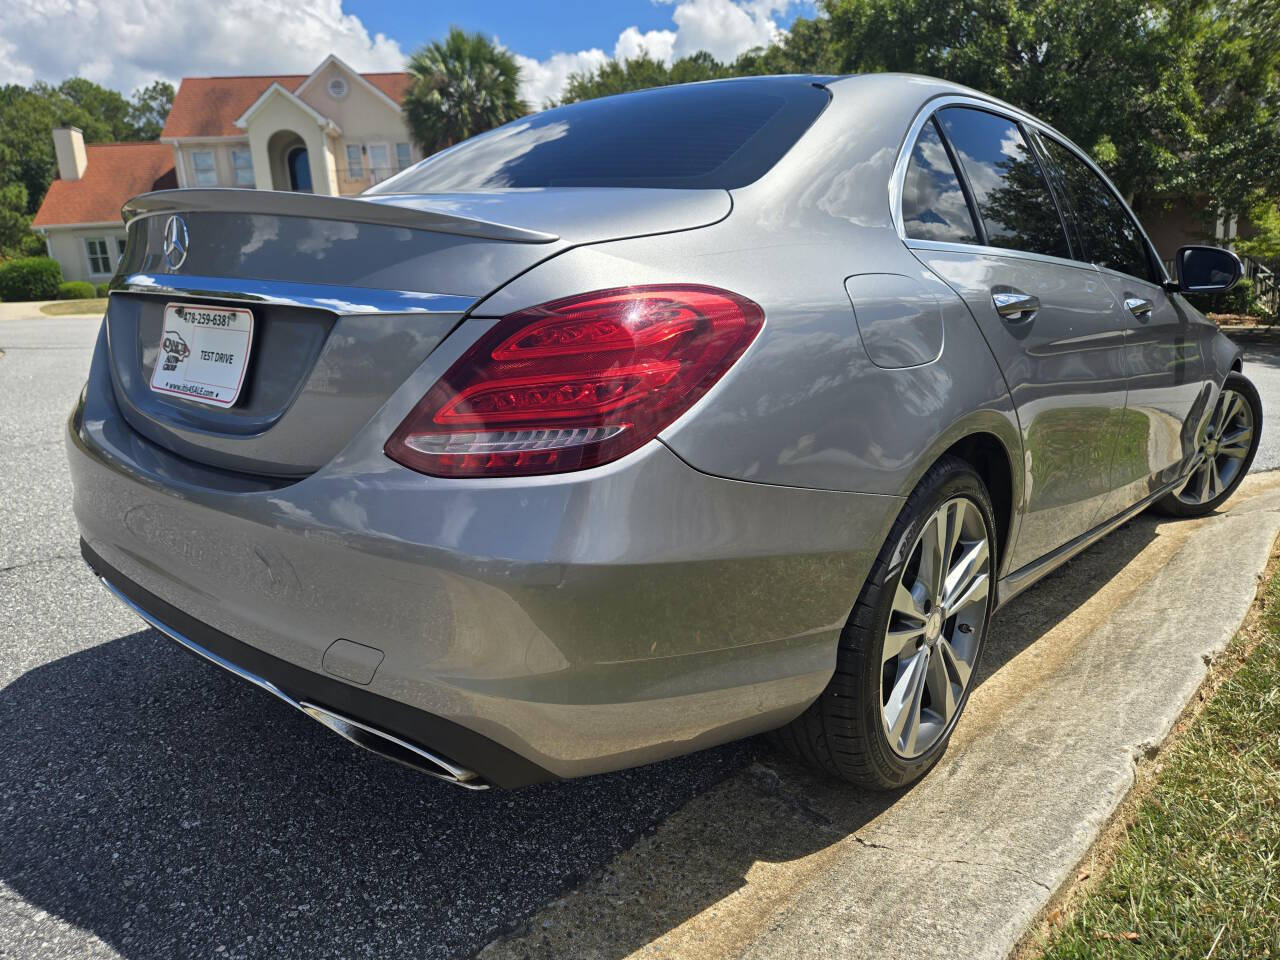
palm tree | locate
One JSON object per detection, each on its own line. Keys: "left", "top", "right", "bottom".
{"left": 404, "top": 28, "right": 527, "bottom": 156}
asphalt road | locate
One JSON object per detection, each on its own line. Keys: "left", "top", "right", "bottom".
{"left": 2, "top": 311, "right": 1278, "bottom": 960}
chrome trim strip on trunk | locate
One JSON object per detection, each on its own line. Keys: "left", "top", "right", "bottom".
{"left": 97, "top": 575, "right": 488, "bottom": 789}
{"left": 123, "top": 188, "right": 560, "bottom": 244}
{"left": 116, "top": 273, "right": 477, "bottom": 316}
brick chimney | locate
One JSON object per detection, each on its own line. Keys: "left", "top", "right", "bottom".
{"left": 52, "top": 126, "right": 88, "bottom": 181}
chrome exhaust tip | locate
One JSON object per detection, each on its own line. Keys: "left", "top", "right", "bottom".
{"left": 298, "top": 702, "right": 487, "bottom": 789}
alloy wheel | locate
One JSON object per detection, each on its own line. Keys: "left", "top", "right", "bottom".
{"left": 880, "top": 497, "right": 991, "bottom": 759}
{"left": 1176, "top": 387, "right": 1255, "bottom": 506}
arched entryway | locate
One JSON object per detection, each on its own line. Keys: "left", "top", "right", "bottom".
{"left": 266, "top": 130, "right": 313, "bottom": 193}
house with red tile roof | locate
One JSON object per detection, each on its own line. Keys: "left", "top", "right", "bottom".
{"left": 32, "top": 55, "right": 417, "bottom": 283}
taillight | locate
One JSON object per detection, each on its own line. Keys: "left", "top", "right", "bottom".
{"left": 385, "top": 285, "right": 763, "bottom": 477}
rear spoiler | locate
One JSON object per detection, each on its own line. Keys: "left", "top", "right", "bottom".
{"left": 123, "top": 189, "right": 559, "bottom": 244}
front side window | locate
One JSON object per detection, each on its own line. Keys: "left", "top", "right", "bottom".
{"left": 1038, "top": 136, "right": 1155, "bottom": 282}
{"left": 85, "top": 237, "right": 111, "bottom": 274}
{"left": 230, "top": 148, "right": 255, "bottom": 187}
{"left": 346, "top": 143, "right": 364, "bottom": 178}
{"left": 191, "top": 150, "right": 217, "bottom": 187}
{"left": 935, "top": 107, "right": 1070, "bottom": 260}
{"left": 902, "top": 117, "right": 979, "bottom": 244}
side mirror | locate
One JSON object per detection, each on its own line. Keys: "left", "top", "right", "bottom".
{"left": 1173, "top": 245, "right": 1243, "bottom": 294}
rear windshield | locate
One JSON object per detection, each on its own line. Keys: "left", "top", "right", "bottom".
{"left": 368, "top": 79, "right": 830, "bottom": 193}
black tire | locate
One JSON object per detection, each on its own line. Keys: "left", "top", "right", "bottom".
{"left": 770, "top": 455, "right": 997, "bottom": 789}
{"left": 1151, "top": 371, "right": 1262, "bottom": 518}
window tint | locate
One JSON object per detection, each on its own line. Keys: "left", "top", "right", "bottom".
{"left": 935, "top": 107, "right": 1070, "bottom": 259}
{"left": 367, "top": 79, "right": 830, "bottom": 192}
{"left": 1038, "top": 136, "right": 1154, "bottom": 281}
{"left": 902, "top": 118, "right": 979, "bottom": 244}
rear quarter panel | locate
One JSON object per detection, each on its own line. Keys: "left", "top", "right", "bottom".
{"left": 472, "top": 75, "right": 1025, "bottom": 571}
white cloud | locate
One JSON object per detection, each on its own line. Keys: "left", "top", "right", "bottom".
{"left": 517, "top": 0, "right": 799, "bottom": 107}
{"left": 669, "top": 0, "right": 790, "bottom": 62}
{"left": 614, "top": 26, "right": 677, "bottom": 64}
{"left": 513, "top": 49, "right": 610, "bottom": 110}
{"left": 0, "top": 0, "right": 404, "bottom": 94}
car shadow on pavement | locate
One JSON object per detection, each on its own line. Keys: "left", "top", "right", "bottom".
{"left": 0, "top": 515, "right": 1163, "bottom": 960}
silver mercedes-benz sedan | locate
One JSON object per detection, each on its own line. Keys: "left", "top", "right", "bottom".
{"left": 70, "top": 74, "right": 1261, "bottom": 791}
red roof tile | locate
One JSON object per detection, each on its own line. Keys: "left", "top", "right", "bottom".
{"left": 161, "top": 71, "right": 412, "bottom": 139}
{"left": 32, "top": 142, "right": 177, "bottom": 228}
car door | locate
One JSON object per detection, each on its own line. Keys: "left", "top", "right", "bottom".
{"left": 1034, "top": 133, "right": 1209, "bottom": 514}
{"left": 900, "top": 105, "right": 1131, "bottom": 572}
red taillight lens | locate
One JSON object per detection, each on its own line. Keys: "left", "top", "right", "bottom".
{"left": 385, "top": 285, "right": 763, "bottom": 477}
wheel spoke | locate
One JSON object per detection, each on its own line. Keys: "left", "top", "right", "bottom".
{"left": 943, "top": 538, "right": 988, "bottom": 612}
{"left": 883, "top": 623, "right": 925, "bottom": 665}
{"left": 1221, "top": 392, "right": 1245, "bottom": 432}
{"left": 885, "top": 649, "right": 929, "bottom": 755}
{"left": 926, "top": 644, "right": 958, "bottom": 724}
{"left": 1219, "top": 428, "right": 1253, "bottom": 460}
{"left": 1196, "top": 459, "right": 1213, "bottom": 502}
{"left": 893, "top": 579, "right": 927, "bottom": 621}
{"left": 936, "top": 634, "right": 973, "bottom": 690}
{"left": 949, "top": 571, "right": 989, "bottom": 614}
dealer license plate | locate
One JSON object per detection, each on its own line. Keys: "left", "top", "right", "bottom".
{"left": 149, "top": 302, "right": 254, "bottom": 408}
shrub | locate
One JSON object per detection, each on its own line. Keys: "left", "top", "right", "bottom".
{"left": 0, "top": 256, "right": 62, "bottom": 302}
{"left": 95, "top": 282, "right": 110, "bottom": 297}
{"left": 57, "top": 280, "right": 97, "bottom": 300}
{"left": 1187, "top": 276, "right": 1266, "bottom": 317}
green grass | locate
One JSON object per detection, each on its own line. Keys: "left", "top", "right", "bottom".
{"left": 39, "top": 298, "right": 107, "bottom": 316}
{"left": 1038, "top": 565, "right": 1280, "bottom": 959}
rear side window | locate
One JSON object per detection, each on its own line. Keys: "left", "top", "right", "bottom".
{"left": 1038, "top": 136, "right": 1155, "bottom": 282}
{"left": 902, "top": 118, "right": 979, "bottom": 244}
{"left": 368, "top": 79, "right": 830, "bottom": 192}
{"left": 934, "top": 107, "right": 1071, "bottom": 260}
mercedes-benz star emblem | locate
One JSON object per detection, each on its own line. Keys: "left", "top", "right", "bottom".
{"left": 162, "top": 214, "right": 188, "bottom": 270}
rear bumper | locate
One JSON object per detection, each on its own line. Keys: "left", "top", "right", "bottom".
{"left": 68, "top": 325, "right": 902, "bottom": 782}
{"left": 84, "top": 540, "right": 527, "bottom": 788}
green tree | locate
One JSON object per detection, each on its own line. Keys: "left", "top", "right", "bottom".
{"left": 733, "top": 17, "right": 836, "bottom": 75}
{"left": 1237, "top": 196, "right": 1280, "bottom": 266}
{"left": 404, "top": 27, "right": 526, "bottom": 154}
{"left": 128, "top": 80, "right": 175, "bottom": 140}
{"left": 560, "top": 50, "right": 731, "bottom": 104}
{"left": 0, "top": 86, "right": 60, "bottom": 216}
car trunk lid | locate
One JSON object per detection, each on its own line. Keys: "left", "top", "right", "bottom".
{"left": 106, "top": 187, "right": 730, "bottom": 477}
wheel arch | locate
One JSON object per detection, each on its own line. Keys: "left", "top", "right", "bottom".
{"left": 899, "top": 414, "right": 1024, "bottom": 578}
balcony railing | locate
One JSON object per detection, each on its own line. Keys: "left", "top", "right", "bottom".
{"left": 335, "top": 164, "right": 410, "bottom": 194}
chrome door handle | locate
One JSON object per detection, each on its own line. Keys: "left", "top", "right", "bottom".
{"left": 992, "top": 289, "right": 1040, "bottom": 321}
{"left": 1125, "top": 297, "right": 1154, "bottom": 319}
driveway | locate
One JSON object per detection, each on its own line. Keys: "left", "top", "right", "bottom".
{"left": 2, "top": 311, "right": 1278, "bottom": 960}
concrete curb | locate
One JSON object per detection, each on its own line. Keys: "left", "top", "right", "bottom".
{"left": 480, "top": 473, "right": 1280, "bottom": 960}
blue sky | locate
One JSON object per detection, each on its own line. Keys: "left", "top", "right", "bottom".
{"left": 348, "top": 0, "right": 805, "bottom": 63}
{"left": 0, "top": 0, "right": 813, "bottom": 107}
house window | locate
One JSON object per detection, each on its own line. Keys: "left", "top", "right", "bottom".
{"left": 368, "top": 142, "right": 390, "bottom": 182}
{"left": 346, "top": 143, "right": 364, "bottom": 178}
{"left": 115, "top": 237, "right": 128, "bottom": 264}
{"left": 395, "top": 142, "right": 411, "bottom": 172}
{"left": 231, "top": 148, "right": 255, "bottom": 187}
{"left": 328, "top": 77, "right": 349, "bottom": 99}
{"left": 85, "top": 238, "right": 112, "bottom": 275}
{"left": 192, "top": 150, "right": 217, "bottom": 186}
